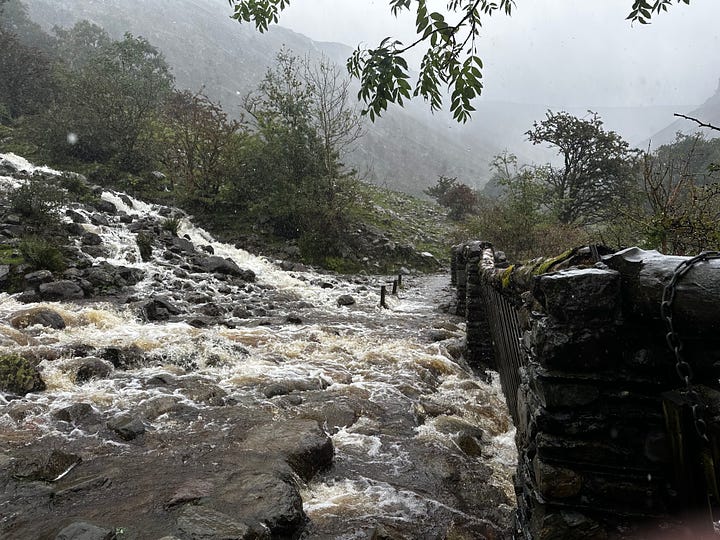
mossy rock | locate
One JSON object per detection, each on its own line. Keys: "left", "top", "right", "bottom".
{"left": 0, "top": 354, "right": 46, "bottom": 395}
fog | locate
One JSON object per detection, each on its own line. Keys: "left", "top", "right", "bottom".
{"left": 278, "top": 0, "right": 720, "bottom": 108}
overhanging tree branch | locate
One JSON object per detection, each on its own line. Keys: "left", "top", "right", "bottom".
{"left": 674, "top": 113, "right": 720, "bottom": 132}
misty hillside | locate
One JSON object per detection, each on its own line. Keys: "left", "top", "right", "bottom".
{"left": 644, "top": 79, "right": 720, "bottom": 147}
{"left": 21, "top": 0, "right": 499, "bottom": 194}
{"left": 22, "top": 0, "right": 700, "bottom": 193}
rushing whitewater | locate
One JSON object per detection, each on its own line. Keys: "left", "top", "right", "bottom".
{"left": 0, "top": 154, "right": 516, "bottom": 539}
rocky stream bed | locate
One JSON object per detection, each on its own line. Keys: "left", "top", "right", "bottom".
{"left": 0, "top": 154, "right": 516, "bottom": 539}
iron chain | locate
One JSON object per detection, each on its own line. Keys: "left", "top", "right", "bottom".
{"left": 661, "top": 250, "right": 720, "bottom": 443}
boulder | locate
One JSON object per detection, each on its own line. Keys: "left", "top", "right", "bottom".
{"left": 81, "top": 232, "right": 103, "bottom": 246}
{"left": 107, "top": 414, "right": 146, "bottom": 441}
{"left": 73, "top": 357, "right": 114, "bottom": 383}
{"left": 38, "top": 281, "right": 84, "bottom": 300}
{"left": 214, "top": 470, "right": 303, "bottom": 536}
{"left": 65, "top": 209, "right": 88, "bottom": 224}
{"left": 10, "top": 307, "right": 66, "bottom": 330}
{"left": 53, "top": 403, "right": 97, "bottom": 424}
{"left": 93, "top": 199, "right": 117, "bottom": 215}
{"left": 99, "top": 346, "right": 146, "bottom": 370}
{"left": 239, "top": 419, "right": 333, "bottom": 482}
{"left": 24, "top": 269, "right": 53, "bottom": 286}
{"left": 13, "top": 449, "right": 81, "bottom": 482}
{"left": 198, "top": 256, "right": 255, "bottom": 281}
{"left": 171, "top": 236, "right": 195, "bottom": 254}
{"left": 336, "top": 295, "right": 355, "bottom": 307}
{"left": 140, "top": 297, "right": 182, "bottom": 321}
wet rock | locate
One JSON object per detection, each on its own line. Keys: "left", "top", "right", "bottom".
{"left": 107, "top": 414, "right": 146, "bottom": 441}
{"left": 165, "top": 479, "right": 215, "bottom": 508}
{"left": 81, "top": 232, "right": 103, "bottom": 247}
{"left": 66, "top": 222, "right": 86, "bottom": 236}
{"left": 10, "top": 307, "right": 66, "bottom": 330}
{"left": 55, "top": 522, "right": 115, "bottom": 540}
{"left": 93, "top": 199, "right": 117, "bottom": 215}
{"left": 38, "top": 280, "right": 84, "bottom": 301}
{"left": 99, "top": 345, "right": 146, "bottom": 370}
{"left": 176, "top": 506, "right": 262, "bottom": 540}
{"left": 180, "top": 379, "right": 227, "bottom": 406}
{"left": 261, "top": 379, "right": 326, "bottom": 398}
{"left": 285, "top": 313, "right": 302, "bottom": 324}
{"left": 197, "top": 302, "right": 225, "bottom": 316}
{"left": 13, "top": 449, "right": 81, "bottom": 482}
{"left": 232, "top": 306, "right": 253, "bottom": 319}
{"left": 533, "top": 455, "right": 583, "bottom": 499}
{"left": 24, "top": 269, "right": 53, "bottom": 286}
{"left": 0, "top": 353, "right": 45, "bottom": 394}
{"left": 53, "top": 403, "right": 97, "bottom": 424}
{"left": 240, "top": 419, "right": 333, "bottom": 482}
{"left": 140, "top": 297, "right": 182, "bottom": 321}
{"left": 186, "top": 292, "right": 213, "bottom": 304}
{"left": 141, "top": 395, "right": 188, "bottom": 420}
{"left": 336, "top": 294, "right": 355, "bottom": 306}
{"left": 73, "top": 357, "right": 114, "bottom": 383}
{"left": 171, "top": 236, "right": 195, "bottom": 254}
{"left": 89, "top": 213, "right": 109, "bottom": 227}
{"left": 66, "top": 209, "right": 87, "bottom": 223}
{"left": 198, "top": 256, "right": 255, "bottom": 282}
{"left": 214, "top": 470, "right": 303, "bottom": 536}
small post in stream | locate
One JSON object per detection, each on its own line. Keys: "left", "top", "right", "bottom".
{"left": 392, "top": 279, "right": 398, "bottom": 295}
{"left": 397, "top": 274, "right": 403, "bottom": 289}
{"left": 380, "top": 285, "right": 388, "bottom": 308}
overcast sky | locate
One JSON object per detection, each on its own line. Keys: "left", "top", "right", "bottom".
{"left": 276, "top": 0, "right": 720, "bottom": 108}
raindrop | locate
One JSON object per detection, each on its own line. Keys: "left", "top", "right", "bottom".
{"left": 67, "top": 132, "right": 78, "bottom": 145}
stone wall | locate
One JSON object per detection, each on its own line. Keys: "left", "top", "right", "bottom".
{"left": 451, "top": 243, "right": 720, "bottom": 539}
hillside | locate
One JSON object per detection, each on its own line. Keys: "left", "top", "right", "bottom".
{"left": 644, "top": 79, "right": 720, "bottom": 147}
{"left": 21, "top": 0, "right": 499, "bottom": 195}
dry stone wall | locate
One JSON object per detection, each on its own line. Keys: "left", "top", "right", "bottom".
{"left": 451, "top": 243, "right": 720, "bottom": 539}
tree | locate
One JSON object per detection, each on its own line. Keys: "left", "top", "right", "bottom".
{"left": 526, "top": 111, "right": 639, "bottom": 225}
{"left": 228, "top": 0, "right": 691, "bottom": 121}
{"left": 424, "top": 175, "right": 477, "bottom": 220}
{"left": 303, "top": 55, "right": 364, "bottom": 180}
{"left": 36, "top": 24, "right": 174, "bottom": 169}
{"left": 0, "top": 28, "right": 56, "bottom": 120}
{"left": 610, "top": 135, "right": 720, "bottom": 254}
{"left": 156, "top": 90, "right": 242, "bottom": 203}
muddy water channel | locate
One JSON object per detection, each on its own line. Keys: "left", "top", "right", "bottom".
{"left": 0, "top": 158, "right": 515, "bottom": 539}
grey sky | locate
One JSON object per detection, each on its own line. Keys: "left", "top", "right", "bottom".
{"left": 277, "top": 0, "right": 720, "bottom": 107}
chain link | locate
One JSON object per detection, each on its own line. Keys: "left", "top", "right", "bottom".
{"left": 661, "top": 251, "right": 720, "bottom": 443}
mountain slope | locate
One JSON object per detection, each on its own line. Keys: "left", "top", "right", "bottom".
{"left": 644, "top": 79, "right": 720, "bottom": 147}
{"left": 21, "top": 0, "right": 699, "bottom": 193}
{"left": 21, "top": 0, "right": 499, "bottom": 194}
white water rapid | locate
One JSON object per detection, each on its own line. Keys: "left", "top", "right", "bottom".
{"left": 0, "top": 153, "right": 516, "bottom": 539}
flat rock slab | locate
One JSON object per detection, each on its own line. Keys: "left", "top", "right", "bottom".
{"left": 239, "top": 419, "right": 333, "bottom": 482}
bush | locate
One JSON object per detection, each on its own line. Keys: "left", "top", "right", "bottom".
{"left": 59, "top": 172, "right": 92, "bottom": 199}
{"left": 0, "top": 353, "right": 46, "bottom": 395}
{"left": 8, "top": 176, "right": 66, "bottom": 224}
{"left": 162, "top": 216, "right": 182, "bottom": 236}
{"left": 19, "top": 236, "right": 65, "bottom": 271}
{"left": 136, "top": 232, "right": 153, "bottom": 262}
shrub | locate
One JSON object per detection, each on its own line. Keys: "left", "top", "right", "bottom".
{"left": 136, "top": 232, "right": 153, "bottom": 262}
{"left": 19, "top": 236, "right": 65, "bottom": 271}
{"left": 0, "top": 353, "right": 46, "bottom": 395}
{"left": 59, "top": 172, "right": 92, "bottom": 199}
{"left": 8, "top": 176, "right": 66, "bottom": 225}
{"left": 162, "top": 216, "right": 182, "bottom": 236}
